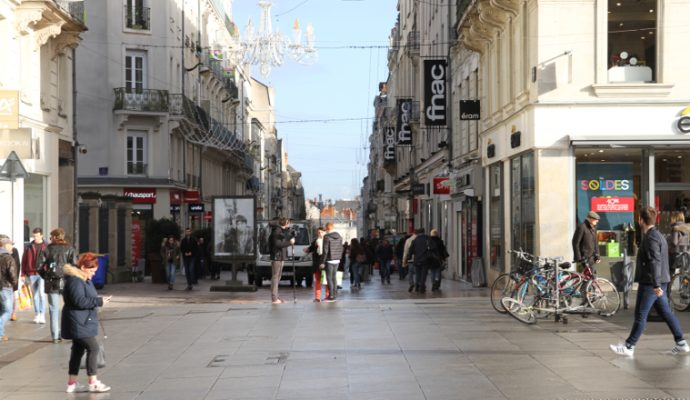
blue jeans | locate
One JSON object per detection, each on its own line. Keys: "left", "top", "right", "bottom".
{"left": 379, "top": 259, "right": 391, "bottom": 282}
{"left": 47, "top": 293, "right": 61, "bottom": 340}
{"left": 0, "top": 288, "right": 13, "bottom": 337}
{"left": 166, "top": 262, "right": 176, "bottom": 285}
{"left": 626, "top": 283, "right": 685, "bottom": 346}
{"left": 326, "top": 261, "right": 339, "bottom": 299}
{"left": 183, "top": 257, "right": 195, "bottom": 287}
{"left": 28, "top": 275, "right": 45, "bottom": 315}
{"left": 408, "top": 264, "right": 416, "bottom": 285}
{"left": 352, "top": 262, "right": 364, "bottom": 286}
{"left": 415, "top": 263, "right": 429, "bottom": 291}
{"left": 430, "top": 267, "right": 442, "bottom": 284}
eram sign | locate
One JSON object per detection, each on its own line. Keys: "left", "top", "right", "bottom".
{"left": 678, "top": 106, "right": 690, "bottom": 134}
{"left": 396, "top": 99, "right": 412, "bottom": 145}
{"left": 424, "top": 59, "right": 447, "bottom": 126}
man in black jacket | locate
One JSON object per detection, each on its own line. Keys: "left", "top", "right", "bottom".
{"left": 320, "top": 222, "right": 343, "bottom": 301}
{"left": 406, "top": 229, "right": 432, "bottom": 293}
{"left": 180, "top": 228, "right": 198, "bottom": 291}
{"left": 572, "top": 210, "right": 601, "bottom": 267}
{"left": 269, "top": 218, "right": 295, "bottom": 304}
{"left": 610, "top": 207, "right": 690, "bottom": 357}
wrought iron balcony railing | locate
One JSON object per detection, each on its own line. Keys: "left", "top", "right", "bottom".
{"left": 127, "top": 162, "right": 147, "bottom": 175}
{"left": 125, "top": 5, "right": 151, "bottom": 30}
{"left": 54, "top": 0, "right": 85, "bottom": 24}
{"left": 114, "top": 88, "right": 169, "bottom": 112}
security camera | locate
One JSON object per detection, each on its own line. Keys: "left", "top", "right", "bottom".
{"left": 79, "top": 146, "right": 87, "bottom": 154}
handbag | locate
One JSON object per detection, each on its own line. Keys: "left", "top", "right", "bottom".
{"left": 321, "top": 270, "right": 327, "bottom": 285}
{"left": 15, "top": 280, "right": 33, "bottom": 311}
{"left": 80, "top": 316, "right": 107, "bottom": 369}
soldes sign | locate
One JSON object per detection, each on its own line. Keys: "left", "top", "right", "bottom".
{"left": 424, "top": 59, "right": 447, "bottom": 126}
{"left": 396, "top": 98, "right": 412, "bottom": 145}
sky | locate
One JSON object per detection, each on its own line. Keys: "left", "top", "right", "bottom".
{"left": 232, "top": 0, "right": 397, "bottom": 203}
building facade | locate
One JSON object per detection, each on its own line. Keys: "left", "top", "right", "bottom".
{"left": 0, "top": 0, "right": 85, "bottom": 248}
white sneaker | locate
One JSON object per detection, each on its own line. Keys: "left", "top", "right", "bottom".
{"left": 66, "top": 382, "right": 88, "bottom": 393}
{"left": 610, "top": 343, "right": 634, "bottom": 357}
{"left": 38, "top": 314, "right": 46, "bottom": 324}
{"left": 88, "top": 380, "right": 111, "bottom": 393}
{"left": 33, "top": 315, "right": 39, "bottom": 324}
{"left": 672, "top": 341, "right": 690, "bottom": 355}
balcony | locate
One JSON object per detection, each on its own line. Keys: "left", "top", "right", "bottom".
{"left": 55, "top": 0, "right": 85, "bottom": 24}
{"left": 127, "top": 162, "right": 147, "bottom": 175}
{"left": 125, "top": 5, "right": 151, "bottom": 30}
{"left": 114, "top": 88, "right": 169, "bottom": 112}
{"left": 407, "top": 31, "right": 420, "bottom": 54}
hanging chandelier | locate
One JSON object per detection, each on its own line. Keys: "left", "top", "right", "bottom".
{"left": 230, "top": 1, "right": 317, "bottom": 78}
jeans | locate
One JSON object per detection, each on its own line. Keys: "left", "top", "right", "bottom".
{"left": 398, "top": 259, "right": 406, "bottom": 279}
{"left": 430, "top": 267, "right": 442, "bottom": 285}
{"left": 182, "top": 256, "right": 195, "bottom": 287}
{"left": 47, "top": 293, "right": 61, "bottom": 340}
{"left": 28, "top": 275, "right": 45, "bottom": 315}
{"left": 0, "top": 288, "right": 13, "bottom": 337}
{"left": 271, "top": 260, "right": 284, "bottom": 301}
{"left": 626, "top": 283, "right": 685, "bottom": 346}
{"left": 408, "top": 264, "right": 416, "bottom": 286}
{"left": 326, "top": 261, "right": 339, "bottom": 299}
{"left": 414, "top": 263, "right": 429, "bottom": 291}
{"left": 379, "top": 259, "right": 391, "bottom": 282}
{"left": 68, "top": 336, "right": 100, "bottom": 376}
{"left": 352, "top": 262, "right": 365, "bottom": 287}
{"left": 166, "top": 262, "right": 176, "bottom": 285}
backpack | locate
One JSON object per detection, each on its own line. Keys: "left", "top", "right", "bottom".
{"left": 424, "top": 238, "right": 442, "bottom": 269}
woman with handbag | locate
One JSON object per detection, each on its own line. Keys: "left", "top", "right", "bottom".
{"left": 63, "top": 252, "right": 111, "bottom": 393}
{"left": 39, "top": 228, "right": 77, "bottom": 343}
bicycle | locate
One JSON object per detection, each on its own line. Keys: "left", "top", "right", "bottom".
{"left": 490, "top": 249, "right": 542, "bottom": 314}
{"left": 670, "top": 251, "right": 690, "bottom": 311}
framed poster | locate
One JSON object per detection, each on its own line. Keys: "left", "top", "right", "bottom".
{"left": 213, "top": 196, "right": 256, "bottom": 259}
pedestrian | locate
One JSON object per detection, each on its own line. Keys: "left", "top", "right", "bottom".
{"left": 406, "top": 229, "right": 431, "bottom": 293}
{"left": 63, "top": 252, "right": 112, "bottom": 393}
{"left": 6, "top": 240, "right": 20, "bottom": 322}
{"left": 21, "top": 227, "right": 48, "bottom": 324}
{"left": 180, "top": 228, "right": 198, "bottom": 290}
{"left": 395, "top": 234, "right": 409, "bottom": 280}
{"left": 669, "top": 210, "right": 690, "bottom": 272}
{"left": 402, "top": 230, "right": 419, "bottom": 292}
{"left": 610, "top": 206, "right": 690, "bottom": 357}
{"left": 337, "top": 242, "right": 348, "bottom": 290}
{"left": 269, "top": 218, "right": 295, "bottom": 304}
{"left": 375, "top": 239, "right": 394, "bottom": 284}
{"left": 572, "top": 211, "right": 601, "bottom": 268}
{"left": 304, "top": 227, "right": 326, "bottom": 302}
{"left": 160, "top": 235, "right": 180, "bottom": 290}
{"left": 349, "top": 238, "right": 366, "bottom": 289}
{"left": 197, "top": 237, "right": 210, "bottom": 280}
{"left": 39, "top": 228, "right": 77, "bottom": 343}
{"left": 0, "top": 235, "right": 18, "bottom": 341}
{"left": 429, "top": 229, "right": 449, "bottom": 292}
{"left": 320, "top": 222, "right": 344, "bottom": 301}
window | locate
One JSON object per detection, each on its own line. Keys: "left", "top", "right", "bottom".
{"left": 126, "top": 0, "right": 150, "bottom": 30}
{"left": 125, "top": 50, "right": 146, "bottom": 93}
{"left": 608, "top": 0, "right": 657, "bottom": 82}
{"left": 489, "top": 163, "right": 503, "bottom": 271}
{"left": 511, "top": 152, "right": 535, "bottom": 255}
{"left": 127, "top": 132, "right": 147, "bottom": 175}
{"left": 24, "top": 174, "right": 46, "bottom": 243}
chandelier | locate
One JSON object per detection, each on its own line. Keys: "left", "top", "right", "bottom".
{"left": 230, "top": 1, "right": 317, "bottom": 77}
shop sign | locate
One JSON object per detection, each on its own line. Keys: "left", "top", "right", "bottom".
{"left": 591, "top": 197, "right": 635, "bottom": 213}
{"left": 0, "top": 128, "right": 32, "bottom": 159}
{"left": 396, "top": 98, "right": 412, "bottom": 145}
{"left": 0, "top": 90, "right": 19, "bottom": 129}
{"left": 183, "top": 190, "right": 200, "bottom": 202}
{"left": 412, "top": 183, "right": 426, "bottom": 195}
{"left": 433, "top": 177, "right": 450, "bottom": 195}
{"left": 459, "top": 100, "right": 480, "bottom": 120}
{"left": 679, "top": 106, "right": 690, "bottom": 134}
{"left": 383, "top": 125, "right": 396, "bottom": 173}
{"left": 170, "top": 205, "right": 181, "bottom": 213}
{"left": 424, "top": 59, "right": 447, "bottom": 126}
{"left": 170, "top": 190, "right": 182, "bottom": 205}
{"left": 188, "top": 203, "right": 204, "bottom": 212}
{"left": 203, "top": 211, "right": 212, "bottom": 221}
{"left": 123, "top": 188, "right": 156, "bottom": 204}
{"left": 455, "top": 173, "right": 471, "bottom": 189}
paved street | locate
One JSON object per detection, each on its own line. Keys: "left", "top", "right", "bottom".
{"left": 2, "top": 271, "right": 690, "bottom": 400}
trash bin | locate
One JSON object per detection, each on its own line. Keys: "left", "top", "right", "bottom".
{"left": 93, "top": 254, "right": 108, "bottom": 289}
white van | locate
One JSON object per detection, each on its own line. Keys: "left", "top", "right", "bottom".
{"left": 252, "top": 220, "right": 314, "bottom": 287}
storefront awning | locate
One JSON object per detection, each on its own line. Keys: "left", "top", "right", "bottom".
{"left": 571, "top": 135, "right": 690, "bottom": 146}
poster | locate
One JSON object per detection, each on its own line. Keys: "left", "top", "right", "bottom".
{"left": 213, "top": 196, "right": 256, "bottom": 258}
{"left": 576, "top": 162, "right": 635, "bottom": 230}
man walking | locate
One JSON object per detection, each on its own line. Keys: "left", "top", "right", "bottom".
{"left": 572, "top": 211, "right": 601, "bottom": 267}
{"left": 406, "top": 229, "right": 432, "bottom": 293}
{"left": 0, "top": 235, "right": 18, "bottom": 341}
{"left": 21, "top": 228, "right": 47, "bottom": 323}
{"left": 402, "top": 229, "right": 419, "bottom": 292}
{"left": 320, "top": 222, "right": 344, "bottom": 301}
{"left": 269, "top": 218, "right": 294, "bottom": 304}
{"left": 610, "top": 207, "right": 690, "bottom": 357}
{"left": 180, "top": 228, "right": 198, "bottom": 291}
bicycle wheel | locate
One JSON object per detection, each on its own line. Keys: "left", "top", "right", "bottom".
{"left": 501, "top": 281, "right": 537, "bottom": 324}
{"left": 490, "top": 273, "right": 515, "bottom": 313}
{"left": 585, "top": 278, "right": 620, "bottom": 316}
{"left": 670, "top": 273, "right": 690, "bottom": 311}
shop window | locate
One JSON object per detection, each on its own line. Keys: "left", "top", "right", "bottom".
{"left": 654, "top": 148, "right": 690, "bottom": 233}
{"left": 23, "top": 174, "right": 46, "bottom": 244}
{"left": 489, "top": 163, "right": 503, "bottom": 271}
{"left": 607, "top": 0, "right": 657, "bottom": 83}
{"left": 510, "top": 153, "right": 534, "bottom": 256}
